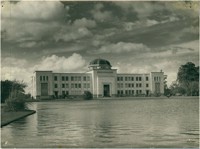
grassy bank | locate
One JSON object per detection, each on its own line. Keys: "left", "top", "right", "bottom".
{"left": 1, "top": 106, "right": 36, "bottom": 127}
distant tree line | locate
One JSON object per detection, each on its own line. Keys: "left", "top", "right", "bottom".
{"left": 164, "top": 62, "right": 199, "bottom": 96}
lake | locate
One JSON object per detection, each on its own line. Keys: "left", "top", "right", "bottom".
{"left": 1, "top": 97, "right": 199, "bottom": 148}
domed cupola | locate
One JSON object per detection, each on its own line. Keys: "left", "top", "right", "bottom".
{"left": 89, "top": 58, "right": 112, "bottom": 70}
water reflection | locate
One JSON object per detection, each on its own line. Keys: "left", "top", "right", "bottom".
{"left": 1, "top": 98, "right": 199, "bottom": 148}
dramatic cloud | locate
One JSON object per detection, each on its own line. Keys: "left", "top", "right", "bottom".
{"left": 91, "top": 3, "right": 113, "bottom": 22}
{"left": 92, "top": 42, "right": 150, "bottom": 54}
{"left": 73, "top": 18, "right": 96, "bottom": 28}
{"left": 34, "top": 53, "right": 87, "bottom": 72}
{"left": 1, "top": 1, "right": 198, "bottom": 91}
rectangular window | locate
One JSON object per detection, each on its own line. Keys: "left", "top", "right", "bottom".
{"left": 84, "top": 83, "right": 86, "bottom": 88}
{"left": 136, "top": 77, "right": 138, "bottom": 81}
{"left": 40, "top": 76, "right": 42, "bottom": 81}
{"left": 139, "top": 90, "right": 142, "bottom": 94}
{"left": 117, "top": 77, "right": 120, "bottom": 81}
{"left": 83, "top": 76, "right": 87, "bottom": 81}
{"left": 79, "top": 84, "right": 81, "bottom": 88}
{"left": 87, "top": 83, "right": 90, "bottom": 88}
{"left": 71, "top": 83, "right": 74, "bottom": 88}
{"left": 132, "top": 90, "right": 134, "bottom": 94}
{"left": 132, "top": 77, "right": 134, "bottom": 81}
{"left": 43, "top": 76, "right": 45, "bottom": 81}
{"left": 62, "top": 76, "right": 65, "bottom": 81}
{"left": 128, "top": 84, "right": 131, "bottom": 88}
{"left": 62, "top": 84, "right": 65, "bottom": 88}
{"left": 46, "top": 76, "right": 48, "bottom": 81}
{"left": 154, "top": 77, "right": 156, "bottom": 81}
{"left": 139, "top": 77, "right": 142, "bottom": 81}
{"left": 146, "top": 77, "right": 148, "bottom": 81}
{"left": 62, "top": 91, "right": 65, "bottom": 96}
{"left": 87, "top": 76, "right": 90, "bottom": 81}
{"left": 71, "top": 76, "right": 74, "bottom": 81}
{"left": 66, "top": 84, "right": 69, "bottom": 88}
{"left": 66, "top": 76, "right": 68, "bottom": 81}
{"left": 125, "top": 77, "right": 127, "bottom": 81}
{"left": 121, "top": 77, "right": 123, "bottom": 81}
{"left": 146, "top": 84, "right": 149, "bottom": 87}
{"left": 139, "top": 83, "right": 142, "bottom": 87}
{"left": 132, "top": 83, "right": 134, "bottom": 87}
{"left": 125, "top": 90, "right": 128, "bottom": 94}
{"left": 75, "top": 84, "right": 78, "bottom": 88}
{"left": 54, "top": 84, "right": 58, "bottom": 88}
{"left": 136, "top": 83, "right": 138, "bottom": 87}
{"left": 136, "top": 90, "right": 139, "bottom": 94}
{"left": 117, "top": 90, "right": 120, "bottom": 95}
{"left": 54, "top": 76, "right": 57, "bottom": 81}
{"left": 121, "top": 90, "right": 123, "bottom": 94}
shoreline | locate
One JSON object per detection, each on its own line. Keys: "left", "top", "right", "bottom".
{"left": 1, "top": 110, "right": 36, "bottom": 127}
{"left": 30, "top": 96, "right": 199, "bottom": 102}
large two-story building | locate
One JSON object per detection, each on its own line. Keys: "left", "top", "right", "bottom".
{"left": 33, "top": 58, "right": 167, "bottom": 99}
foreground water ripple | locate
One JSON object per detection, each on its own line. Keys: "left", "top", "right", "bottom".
{"left": 1, "top": 97, "right": 199, "bottom": 148}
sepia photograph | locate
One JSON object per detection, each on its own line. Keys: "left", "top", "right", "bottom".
{"left": 1, "top": 0, "right": 199, "bottom": 148}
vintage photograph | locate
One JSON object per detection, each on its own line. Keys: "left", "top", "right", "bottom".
{"left": 1, "top": 1, "right": 199, "bottom": 148}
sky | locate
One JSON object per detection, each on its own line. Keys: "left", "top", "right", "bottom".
{"left": 1, "top": 1, "right": 199, "bottom": 93}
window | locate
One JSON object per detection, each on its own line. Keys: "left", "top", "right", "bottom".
{"left": 46, "top": 76, "right": 48, "bottom": 81}
{"left": 87, "top": 83, "right": 90, "bottom": 88}
{"left": 117, "top": 90, "right": 120, "bottom": 95}
{"left": 125, "top": 90, "right": 128, "bottom": 94}
{"left": 40, "top": 76, "right": 42, "bottom": 81}
{"left": 154, "top": 77, "right": 156, "bottom": 81}
{"left": 84, "top": 83, "right": 87, "bottom": 88}
{"left": 146, "top": 84, "right": 149, "bottom": 87}
{"left": 132, "top": 90, "right": 134, "bottom": 94}
{"left": 54, "top": 84, "right": 58, "bottom": 88}
{"left": 43, "top": 76, "right": 45, "bottom": 81}
{"left": 71, "top": 76, "right": 74, "bottom": 81}
{"left": 54, "top": 76, "right": 57, "bottom": 81}
{"left": 121, "top": 77, "right": 123, "bottom": 81}
{"left": 136, "top": 83, "right": 138, "bottom": 87}
{"left": 128, "top": 84, "right": 131, "bottom": 87}
{"left": 62, "top": 76, "right": 65, "bottom": 81}
{"left": 139, "top": 83, "right": 142, "bottom": 87}
{"left": 139, "top": 77, "right": 142, "bottom": 81}
{"left": 121, "top": 90, "right": 123, "bottom": 94}
{"left": 117, "top": 83, "right": 120, "bottom": 88}
{"left": 132, "top": 83, "right": 134, "bottom": 87}
{"left": 146, "top": 77, "right": 148, "bottom": 81}
{"left": 66, "top": 84, "right": 69, "bottom": 88}
{"left": 131, "top": 77, "right": 134, "bottom": 81}
{"left": 117, "top": 77, "right": 120, "bottom": 81}
{"left": 75, "top": 84, "right": 78, "bottom": 88}
{"left": 139, "top": 90, "right": 142, "bottom": 94}
{"left": 62, "top": 91, "right": 65, "bottom": 96}
{"left": 66, "top": 76, "right": 68, "bottom": 81}
{"left": 71, "top": 83, "right": 74, "bottom": 88}
{"left": 125, "top": 77, "right": 127, "bottom": 81}
{"left": 136, "top": 90, "right": 138, "bottom": 94}
{"left": 62, "top": 84, "right": 65, "bottom": 88}
{"left": 136, "top": 77, "right": 138, "bottom": 81}
{"left": 78, "top": 77, "right": 81, "bottom": 81}
{"left": 87, "top": 76, "right": 90, "bottom": 81}
{"left": 79, "top": 84, "right": 81, "bottom": 88}
{"left": 83, "top": 76, "right": 87, "bottom": 81}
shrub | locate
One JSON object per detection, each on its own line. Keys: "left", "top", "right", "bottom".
{"left": 5, "top": 90, "right": 29, "bottom": 111}
{"left": 83, "top": 91, "right": 93, "bottom": 100}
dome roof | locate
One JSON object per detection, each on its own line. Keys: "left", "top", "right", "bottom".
{"left": 89, "top": 58, "right": 112, "bottom": 69}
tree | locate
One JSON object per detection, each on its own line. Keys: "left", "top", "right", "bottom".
{"left": 1, "top": 80, "right": 27, "bottom": 103}
{"left": 83, "top": 91, "right": 93, "bottom": 100}
{"left": 169, "top": 81, "right": 186, "bottom": 96}
{"left": 177, "top": 62, "right": 199, "bottom": 96}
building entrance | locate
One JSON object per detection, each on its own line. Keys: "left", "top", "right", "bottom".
{"left": 103, "top": 84, "right": 110, "bottom": 97}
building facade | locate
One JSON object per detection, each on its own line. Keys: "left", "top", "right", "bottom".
{"left": 33, "top": 59, "right": 167, "bottom": 99}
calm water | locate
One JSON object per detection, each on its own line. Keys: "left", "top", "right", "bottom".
{"left": 1, "top": 98, "right": 199, "bottom": 148}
